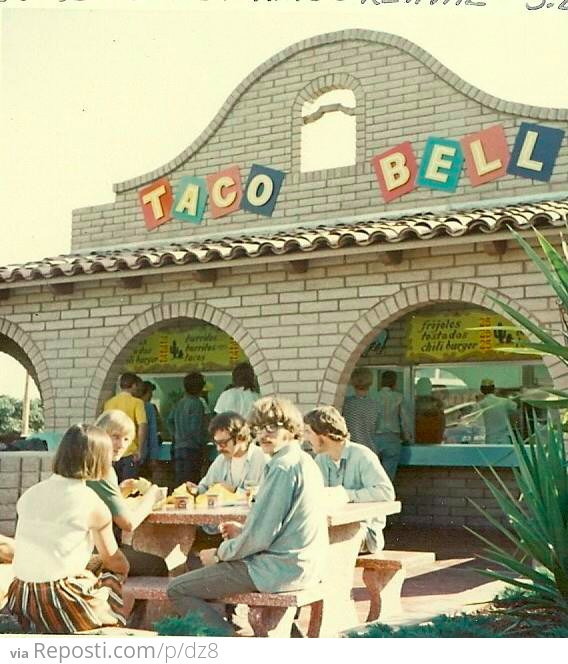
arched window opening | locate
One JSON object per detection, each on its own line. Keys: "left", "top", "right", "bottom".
{"left": 301, "top": 89, "right": 356, "bottom": 173}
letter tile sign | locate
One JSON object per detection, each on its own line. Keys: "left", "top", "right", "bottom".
{"left": 242, "top": 164, "right": 286, "bottom": 216}
{"left": 172, "top": 176, "right": 208, "bottom": 224}
{"left": 461, "top": 125, "right": 510, "bottom": 187}
{"left": 371, "top": 142, "right": 418, "bottom": 203}
{"left": 507, "top": 122, "right": 565, "bottom": 182}
{"left": 207, "top": 166, "right": 243, "bottom": 219}
{"left": 138, "top": 178, "right": 173, "bottom": 230}
{"left": 417, "top": 137, "right": 464, "bottom": 193}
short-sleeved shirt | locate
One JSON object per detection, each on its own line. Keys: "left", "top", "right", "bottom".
{"left": 214, "top": 387, "right": 259, "bottom": 418}
{"left": 104, "top": 392, "right": 147, "bottom": 456}
{"left": 87, "top": 467, "right": 127, "bottom": 519}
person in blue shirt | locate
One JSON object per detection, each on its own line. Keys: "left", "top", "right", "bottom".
{"left": 167, "top": 372, "right": 208, "bottom": 486}
{"left": 167, "top": 397, "right": 328, "bottom": 635}
{"left": 304, "top": 405, "right": 395, "bottom": 553}
{"left": 184, "top": 411, "right": 268, "bottom": 570}
{"left": 136, "top": 381, "right": 163, "bottom": 481}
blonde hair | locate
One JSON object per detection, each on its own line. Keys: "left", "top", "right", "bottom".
{"left": 95, "top": 410, "right": 135, "bottom": 440}
{"left": 248, "top": 396, "right": 304, "bottom": 439}
{"left": 53, "top": 424, "right": 112, "bottom": 480}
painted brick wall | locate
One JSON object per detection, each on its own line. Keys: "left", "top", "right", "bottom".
{"left": 70, "top": 31, "right": 568, "bottom": 251}
{"left": 0, "top": 453, "right": 53, "bottom": 536}
{"left": 0, "top": 237, "right": 564, "bottom": 432}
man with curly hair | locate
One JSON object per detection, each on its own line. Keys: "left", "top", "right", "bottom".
{"left": 304, "top": 405, "right": 394, "bottom": 553}
{"left": 167, "top": 396, "right": 328, "bottom": 635}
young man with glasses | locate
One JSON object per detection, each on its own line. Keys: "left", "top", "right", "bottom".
{"left": 167, "top": 397, "right": 328, "bottom": 635}
{"left": 304, "top": 405, "right": 394, "bottom": 554}
{"left": 183, "top": 411, "right": 268, "bottom": 571}
{"left": 187, "top": 411, "right": 267, "bottom": 496}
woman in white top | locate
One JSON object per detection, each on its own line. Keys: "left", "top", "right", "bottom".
{"left": 7, "top": 424, "right": 129, "bottom": 634}
{"left": 214, "top": 362, "right": 260, "bottom": 418}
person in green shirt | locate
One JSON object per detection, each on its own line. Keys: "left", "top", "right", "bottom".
{"left": 89, "top": 411, "right": 168, "bottom": 577}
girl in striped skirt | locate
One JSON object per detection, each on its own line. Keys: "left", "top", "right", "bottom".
{"left": 7, "top": 424, "right": 130, "bottom": 633}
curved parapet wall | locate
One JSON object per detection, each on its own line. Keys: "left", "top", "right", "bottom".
{"left": 72, "top": 29, "right": 568, "bottom": 251}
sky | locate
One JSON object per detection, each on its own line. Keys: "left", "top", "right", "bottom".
{"left": 0, "top": 0, "right": 567, "bottom": 398}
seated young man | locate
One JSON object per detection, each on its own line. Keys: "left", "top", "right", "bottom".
{"left": 89, "top": 410, "right": 168, "bottom": 577}
{"left": 184, "top": 411, "right": 268, "bottom": 567}
{"left": 189, "top": 411, "right": 267, "bottom": 495}
{"left": 167, "top": 397, "right": 329, "bottom": 635}
{"left": 304, "top": 406, "right": 395, "bottom": 554}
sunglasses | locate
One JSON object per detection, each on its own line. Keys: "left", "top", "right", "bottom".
{"left": 252, "top": 423, "right": 285, "bottom": 437}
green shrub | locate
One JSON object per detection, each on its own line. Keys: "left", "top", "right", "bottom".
{"left": 155, "top": 611, "right": 233, "bottom": 637}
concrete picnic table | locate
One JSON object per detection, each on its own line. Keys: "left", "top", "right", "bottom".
{"left": 126, "top": 500, "right": 401, "bottom": 636}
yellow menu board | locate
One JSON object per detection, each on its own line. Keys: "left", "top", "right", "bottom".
{"left": 125, "top": 325, "right": 246, "bottom": 373}
{"left": 406, "top": 309, "right": 536, "bottom": 363}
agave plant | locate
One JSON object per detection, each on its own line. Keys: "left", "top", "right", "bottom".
{"left": 467, "top": 418, "right": 568, "bottom": 614}
{"left": 468, "top": 227, "right": 568, "bottom": 616}
{"left": 489, "top": 227, "right": 568, "bottom": 409}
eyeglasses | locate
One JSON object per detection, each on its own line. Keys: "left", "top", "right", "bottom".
{"left": 252, "top": 423, "right": 285, "bottom": 437}
{"left": 214, "top": 436, "right": 233, "bottom": 447}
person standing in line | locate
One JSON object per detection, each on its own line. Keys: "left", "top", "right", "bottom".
{"left": 7, "top": 424, "right": 129, "bottom": 633}
{"left": 214, "top": 362, "right": 259, "bottom": 418}
{"left": 136, "top": 380, "right": 163, "bottom": 482}
{"left": 103, "top": 372, "right": 147, "bottom": 482}
{"left": 304, "top": 406, "right": 394, "bottom": 553}
{"left": 478, "top": 378, "right": 518, "bottom": 444}
{"left": 342, "top": 367, "right": 380, "bottom": 453}
{"left": 167, "top": 397, "right": 328, "bottom": 636}
{"left": 168, "top": 372, "right": 209, "bottom": 485}
{"left": 374, "top": 370, "right": 412, "bottom": 482}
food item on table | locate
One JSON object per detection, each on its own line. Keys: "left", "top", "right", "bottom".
{"left": 195, "top": 483, "right": 240, "bottom": 507}
{"left": 123, "top": 477, "right": 152, "bottom": 498}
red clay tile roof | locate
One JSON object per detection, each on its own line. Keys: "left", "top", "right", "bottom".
{"left": 1, "top": 198, "right": 567, "bottom": 285}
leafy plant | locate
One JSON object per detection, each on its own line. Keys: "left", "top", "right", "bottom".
{"left": 466, "top": 228, "right": 568, "bottom": 616}
{"left": 488, "top": 228, "right": 568, "bottom": 409}
{"left": 154, "top": 611, "right": 233, "bottom": 637}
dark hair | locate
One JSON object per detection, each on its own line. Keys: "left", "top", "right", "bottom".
{"left": 139, "top": 381, "right": 156, "bottom": 398}
{"left": 304, "top": 406, "right": 349, "bottom": 442}
{"left": 381, "top": 370, "right": 397, "bottom": 389}
{"left": 480, "top": 384, "right": 495, "bottom": 395}
{"left": 184, "top": 372, "right": 205, "bottom": 396}
{"left": 209, "top": 411, "right": 251, "bottom": 443}
{"left": 53, "top": 424, "right": 112, "bottom": 480}
{"left": 248, "top": 396, "right": 303, "bottom": 439}
{"left": 119, "top": 372, "right": 141, "bottom": 390}
{"left": 232, "top": 362, "right": 256, "bottom": 391}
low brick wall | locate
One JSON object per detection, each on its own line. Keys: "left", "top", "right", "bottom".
{"left": 0, "top": 452, "right": 54, "bottom": 536}
{"left": 393, "top": 466, "right": 517, "bottom": 528}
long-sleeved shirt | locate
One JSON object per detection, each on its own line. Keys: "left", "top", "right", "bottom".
{"left": 478, "top": 394, "right": 517, "bottom": 444}
{"left": 374, "top": 387, "right": 412, "bottom": 441}
{"left": 217, "top": 444, "right": 329, "bottom": 593}
{"left": 167, "top": 395, "right": 207, "bottom": 451}
{"left": 197, "top": 443, "right": 268, "bottom": 494}
{"left": 342, "top": 394, "right": 380, "bottom": 451}
{"left": 316, "top": 441, "right": 395, "bottom": 553}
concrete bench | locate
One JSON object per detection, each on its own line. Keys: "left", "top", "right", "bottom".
{"left": 355, "top": 550, "right": 435, "bottom": 621}
{"left": 123, "top": 576, "right": 324, "bottom": 637}
{"left": 221, "top": 587, "right": 324, "bottom": 637}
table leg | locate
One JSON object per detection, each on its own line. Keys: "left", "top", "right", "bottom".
{"left": 320, "top": 522, "right": 364, "bottom": 637}
{"left": 125, "top": 523, "right": 197, "bottom": 561}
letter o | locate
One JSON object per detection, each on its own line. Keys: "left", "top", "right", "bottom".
{"left": 246, "top": 173, "right": 274, "bottom": 207}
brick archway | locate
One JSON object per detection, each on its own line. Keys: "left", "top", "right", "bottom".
{"left": 318, "top": 280, "right": 566, "bottom": 408}
{"left": 86, "top": 302, "right": 275, "bottom": 417}
{"left": 0, "top": 318, "right": 56, "bottom": 430}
